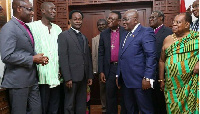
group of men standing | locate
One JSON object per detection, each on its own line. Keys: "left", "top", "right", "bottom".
{"left": 0, "top": 0, "right": 199, "bottom": 114}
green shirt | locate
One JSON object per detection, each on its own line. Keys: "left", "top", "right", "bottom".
{"left": 28, "top": 20, "right": 62, "bottom": 88}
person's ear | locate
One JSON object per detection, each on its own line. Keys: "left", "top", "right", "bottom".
{"left": 185, "top": 22, "right": 190, "bottom": 29}
{"left": 41, "top": 8, "right": 45, "bottom": 14}
{"left": 118, "top": 19, "right": 121, "bottom": 25}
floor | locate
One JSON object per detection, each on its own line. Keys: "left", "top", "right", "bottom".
{"left": 90, "top": 105, "right": 121, "bottom": 114}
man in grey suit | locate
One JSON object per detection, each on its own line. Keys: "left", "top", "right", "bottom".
{"left": 0, "top": 0, "right": 48, "bottom": 114}
{"left": 58, "top": 10, "right": 93, "bottom": 114}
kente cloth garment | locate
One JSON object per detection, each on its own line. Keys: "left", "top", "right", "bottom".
{"left": 27, "top": 20, "right": 62, "bottom": 88}
{"left": 164, "top": 31, "right": 199, "bottom": 114}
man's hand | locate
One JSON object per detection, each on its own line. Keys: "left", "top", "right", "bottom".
{"left": 160, "top": 81, "right": 165, "bottom": 91}
{"left": 100, "top": 72, "right": 106, "bottom": 83}
{"left": 193, "top": 62, "right": 199, "bottom": 74}
{"left": 88, "top": 79, "right": 93, "bottom": 85}
{"left": 116, "top": 77, "right": 121, "bottom": 89}
{"left": 65, "top": 80, "right": 72, "bottom": 89}
{"left": 142, "top": 78, "right": 151, "bottom": 90}
{"left": 33, "top": 53, "right": 49, "bottom": 65}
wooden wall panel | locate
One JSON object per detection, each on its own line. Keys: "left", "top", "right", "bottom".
{"left": 69, "top": 0, "right": 153, "bottom": 5}
{"left": 153, "top": 0, "right": 180, "bottom": 27}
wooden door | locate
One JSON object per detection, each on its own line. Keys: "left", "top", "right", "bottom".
{"left": 69, "top": 1, "right": 153, "bottom": 105}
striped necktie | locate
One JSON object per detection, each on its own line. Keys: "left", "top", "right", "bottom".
{"left": 192, "top": 19, "right": 199, "bottom": 31}
{"left": 122, "top": 32, "right": 131, "bottom": 48}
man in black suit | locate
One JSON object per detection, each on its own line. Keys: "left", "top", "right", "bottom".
{"left": 58, "top": 10, "right": 93, "bottom": 114}
{"left": 149, "top": 10, "right": 173, "bottom": 114}
{"left": 98, "top": 11, "right": 127, "bottom": 114}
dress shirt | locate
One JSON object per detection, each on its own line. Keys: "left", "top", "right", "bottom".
{"left": 110, "top": 28, "right": 120, "bottom": 62}
{"left": 154, "top": 24, "right": 163, "bottom": 34}
{"left": 27, "top": 20, "right": 62, "bottom": 88}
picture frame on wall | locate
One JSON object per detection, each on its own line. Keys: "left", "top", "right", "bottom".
{"left": 0, "top": 0, "right": 11, "bottom": 29}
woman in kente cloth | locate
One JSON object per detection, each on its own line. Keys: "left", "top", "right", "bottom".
{"left": 159, "top": 12, "right": 199, "bottom": 114}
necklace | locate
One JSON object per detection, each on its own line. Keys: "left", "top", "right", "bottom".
{"left": 172, "top": 33, "right": 178, "bottom": 42}
{"left": 111, "top": 31, "right": 119, "bottom": 50}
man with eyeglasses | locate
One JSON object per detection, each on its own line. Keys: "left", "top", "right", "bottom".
{"left": 27, "top": 2, "right": 62, "bottom": 114}
{"left": 98, "top": 11, "right": 127, "bottom": 114}
{"left": 149, "top": 10, "right": 172, "bottom": 114}
{"left": 116, "top": 9, "right": 156, "bottom": 114}
{"left": 0, "top": 0, "right": 49, "bottom": 114}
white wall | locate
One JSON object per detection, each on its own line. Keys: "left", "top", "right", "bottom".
{"left": 185, "top": 0, "right": 197, "bottom": 21}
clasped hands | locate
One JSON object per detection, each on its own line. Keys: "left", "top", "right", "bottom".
{"left": 33, "top": 53, "right": 49, "bottom": 66}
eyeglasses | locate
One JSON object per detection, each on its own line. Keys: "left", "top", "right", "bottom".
{"left": 107, "top": 17, "right": 118, "bottom": 21}
{"left": 148, "top": 16, "right": 158, "bottom": 20}
{"left": 122, "top": 17, "right": 137, "bottom": 22}
{"left": 18, "top": 6, "right": 33, "bottom": 12}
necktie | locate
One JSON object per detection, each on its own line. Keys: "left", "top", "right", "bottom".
{"left": 192, "top": 19, "right": 199, "bottom": 31}
{"left": 122, "top": 32, "right": 131, "bottom": 48}
{"left": 76, "top": 32, "right": 84, "bottom": 51}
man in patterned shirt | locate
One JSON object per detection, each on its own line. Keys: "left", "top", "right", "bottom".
{"left": 28, "top": 2, "right": 62, "bottom": 114}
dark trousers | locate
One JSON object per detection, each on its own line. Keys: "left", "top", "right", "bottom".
{"left": 123, "top": 87, "right": 154, "bottom": 114}
{"left": 152, "top": 81, "right": 167, "bottom": 114}
{"left": 9, "top": 82, "right": 42, "bottom": 114}
{"left": 106, "top": 64, "right": 127, "bottom": 114}
{"left": 39, "top": 84, "right": 60, "bottom": 114}
{"left": 64, "top": 79, "right": 87, "bottom": 114}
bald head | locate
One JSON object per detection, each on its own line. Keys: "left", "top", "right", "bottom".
{"left": 41, "top": 2, "right": 54, "bottom": 10}
{"left": 12, "top": 0, "right": 30, "bottom": 15}
{"left": 125, "top": 9, "right": 139, "bottom": 19}
{"left": 122, "top": 9, "right": 139, "bottom": 31}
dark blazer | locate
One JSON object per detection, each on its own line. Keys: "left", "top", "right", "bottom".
{"left": 155, "top": 25, "right": 172, "bottom": 62}
{"left": 98, "top": 26, "right": 127, "bottom": 78}
{"left": 117, "top": 24, "right": 157, "bottom": 88}
{"left": 58, "top": 28, "right": 93, "bottom": 82}
{"left": 0, "top": 17, "right": 37, "bottom": 88}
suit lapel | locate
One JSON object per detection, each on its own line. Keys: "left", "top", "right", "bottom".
{"left": 12, "top": 18, "right": 34, "bottom": 48}
{"left": 121, "top": 24, "right": 142, "bottom": 55}
{"left": 106, "top": 29, "right": 111, "bottom": 60}
{"left": 155, "top": 25, "right": 165, "bottom": 38}
{"left": 68, "top": 29, "right": 83, "bottom": 52}
{"left": 82, "top": 34, "right": 86, "bottom": 53}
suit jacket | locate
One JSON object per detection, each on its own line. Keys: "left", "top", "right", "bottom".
{"left": 58, "top": 28, "right": 93, "bottom": 82}
{"left": 155, "top": 25, "right": 172, "bottom": 62}
{"left": 117, "top": 24, "right": 157, "bottom": 88}
{"left": 92, "top": 34, "right": 100, "bottom": 73}
{"left": 98, "top": 26, "right": 127, "bottom": 78}
{"left": 0, "top": 17, "right": 37, "bottom": 88}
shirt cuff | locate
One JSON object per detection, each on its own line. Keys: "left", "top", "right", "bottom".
{"left": 116, "top": 75, "right": 118, "bottom": 78}
{"left": 150, "top": 79, "right": 155, "bottom": 88}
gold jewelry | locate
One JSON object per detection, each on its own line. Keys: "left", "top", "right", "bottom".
{"left": 172, "top": 33, "right": 178, "bottom": 42}
{"left": 158, "top": 79, "right": 165, "bottom": 82}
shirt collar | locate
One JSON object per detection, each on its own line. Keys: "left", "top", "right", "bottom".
{"left": 131, "top": 23, "right": 140, "bottom": 33}
{"left": 111, "top": 26, "right": 119, "bottom": 33}
{"left": 154, "top": 24, "right": 163, "bottom": 31}
{"left": 13, "top": 16, "right": 26, "bottom": 25}
{"left": 71, "top": 27, "right": 80, "bottom": 33}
